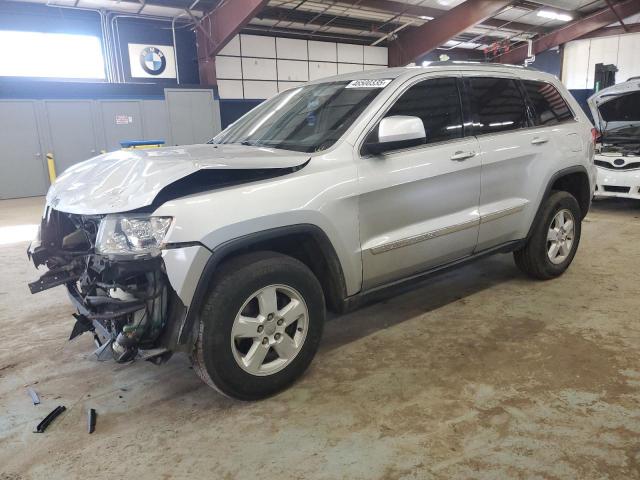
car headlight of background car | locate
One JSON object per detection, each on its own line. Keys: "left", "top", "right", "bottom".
{"left": 96, "top": 215, "right": 173, "bottom": 258}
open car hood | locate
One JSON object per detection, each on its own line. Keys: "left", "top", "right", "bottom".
{"left": 46, "top": 144, "right": 310, "bottom": 214}
{"left": 588, "top": 78, "right": 640, "bottom": 133}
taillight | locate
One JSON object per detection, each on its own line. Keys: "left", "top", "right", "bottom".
{"left": 591, "top": 127, "right": 600, "bottom": 146}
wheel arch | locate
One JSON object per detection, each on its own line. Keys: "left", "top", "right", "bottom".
{"left": 177, "top": 224, "right": 348, "bottom": 345}
{"left": 527, "top": 165, "right": 591, "bottom": 240}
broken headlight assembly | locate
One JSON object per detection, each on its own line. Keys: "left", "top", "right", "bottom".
{"left": 96, "top": 215, "right": 173, "bottom": 258}
{"left": 29, "top": 210, "right": 179, "bottom": 364}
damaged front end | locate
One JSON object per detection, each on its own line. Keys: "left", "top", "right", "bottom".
{"left": 28, "top": 207, "right": 181, "bottom": 364}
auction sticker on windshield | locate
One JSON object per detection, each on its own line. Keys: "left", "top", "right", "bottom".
{"left": 346, "top": 79, "right": 392, "bottom": 89}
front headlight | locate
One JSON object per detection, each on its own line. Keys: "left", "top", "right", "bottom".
{"left": 96, "top": 215, "right": 173, "bottom": 257}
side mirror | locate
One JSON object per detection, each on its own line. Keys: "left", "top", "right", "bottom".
{"left": 364, "top": 115, "right": 426, "bottom": 155}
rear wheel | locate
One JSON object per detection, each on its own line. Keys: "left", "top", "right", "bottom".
{"left": 192, "top": 251, "right": 325, "bottom": 400}
{"left": 514, "top": 190, "right": 582, "bottom": 280}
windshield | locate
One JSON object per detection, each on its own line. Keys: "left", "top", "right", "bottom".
{"left": 210, "top": 81, "right": 388, "bottom": 153}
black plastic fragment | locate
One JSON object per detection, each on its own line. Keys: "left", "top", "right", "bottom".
{"left": 87, "top": 408, "right": 96, "bottom": 434}
{"left": 27, "top": 387, "right": 40, "bottom": 405}
{"left": 34, "top": 405, "right": 66, "bottom": 433}
{"left": 28, "top": 269, "right": 80, "bottom": 294}
{"left": 69, "top": 313, "right": 94, "bottom": 340}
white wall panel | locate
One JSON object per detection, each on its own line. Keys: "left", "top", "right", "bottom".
{"left": 337, "top": 43, "right": 363, "bottom": 63}
{"left": 217, "top": 80, "right": 244, "bottom": 99}
{"left": 242, "top": 57, "right": 277, "bottom": 80}
{"left": 215, "top": 36, "right": 387, "bottom": 99}
{"left": 240, "top": 34, "right": 276, "bottom": 58}
{"left": 563, "top": 32, "right": 640, "bottom": 89}
{"left": 586, "top": 36, "right": 620, "bottom": 88}
{"left": 243, "top": 81, "right": 278, "bottom": 99}
{"left": 309, "top": 61, "right": 338, "bottom": 80}
{"left": 215, "top": 56, "right": 242, "bottom": 79}
{"left": 276, "top": 38, "right": 308, "bottom": 60}
{"left": 308, "top": 41, "right": 337, "bottom": 62}
{"left": 278, "top": 81, "right": 305, "bottom": 92}
{"left": 562, "top": 39, "right": 590, "bottom": 89}
{"left": 218, "top": 35, "right": 240, "bottom": 56}
{"left": 363, "top": 64, "right": 383, "bottom": 71}
{"left": 616, "top": 33, "right": 640, "bottom": 83}
{"left": 338, "top": 63, "right": 363, "bottom": 74}
{"left": 277, "top": 59, "right": 309, "bottom": 81}
{"left": 363, "top": 45, "right": 388, "bottom": 65}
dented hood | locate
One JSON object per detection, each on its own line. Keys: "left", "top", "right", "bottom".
{"left": 46, "top": 144, "right": 310, "bottom": 214}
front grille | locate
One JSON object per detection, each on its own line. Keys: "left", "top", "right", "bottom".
{"left": 595, "top": 159, "right": 640, "bottom": 170}
{"left": 603, "top": 186, "right": 631, "bottom": 193}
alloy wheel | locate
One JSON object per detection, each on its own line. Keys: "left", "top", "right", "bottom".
{"left": 230, "top": 284, "right": 309, "bottom": 376}
{"left": 546, "top": 208, "right": 575, "bottom": 265}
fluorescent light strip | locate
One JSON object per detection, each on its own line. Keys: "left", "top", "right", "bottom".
{"left": 537, "top": 10, "right": 573, "bottom": 22}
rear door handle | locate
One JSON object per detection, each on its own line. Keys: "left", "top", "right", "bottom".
{"left": 450, "top": 150, "right": 476, "bottom": 161}
{"left": 531, "top": 137, "right": 549, "bottom": 145}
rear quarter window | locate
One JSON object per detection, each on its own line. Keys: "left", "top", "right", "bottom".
{"left": 522, "top": 80, "right": 574, "bottom": 126}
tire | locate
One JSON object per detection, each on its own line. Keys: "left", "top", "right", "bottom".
{"left": 192, "top": 251, "right": 325, "bottom": 400}
{"left": 514, "top": 190, "right": 582, "bottom": 280}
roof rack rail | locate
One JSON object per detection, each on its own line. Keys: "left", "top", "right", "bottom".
{"left": 423, "top": 61, "right": 535, "bottom": 70}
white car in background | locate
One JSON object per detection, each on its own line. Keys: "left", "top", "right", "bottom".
{"left": 589, "top": 78, "right": 640, "bottom": 200}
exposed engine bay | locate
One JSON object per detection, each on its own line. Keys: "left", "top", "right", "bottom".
{"left": 598, "top": 143, "right": 640, "bottom": 156}
{"left": 28, "top": 207, "right": 177, "bottom": 364}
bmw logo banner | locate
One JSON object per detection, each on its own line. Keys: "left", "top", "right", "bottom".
{"left": 128, "top": 43, "right": 177, "bottom": 79}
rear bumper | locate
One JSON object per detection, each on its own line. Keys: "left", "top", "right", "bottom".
{"left": 594, "top": 166, "right": 640, "bottom": 200}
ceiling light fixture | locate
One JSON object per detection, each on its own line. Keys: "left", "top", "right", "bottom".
{"left": 537, "top": 10, "right": 573, "bottom": 22}
{"left": 420, "top": 15, "right": 434, "bottom": 20}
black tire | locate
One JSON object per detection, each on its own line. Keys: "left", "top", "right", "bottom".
{"left": 192, "top": 251, "right": 325, "bottom": 400}
{"left": 514, "top": 190, "right": 582, "bottom": 280}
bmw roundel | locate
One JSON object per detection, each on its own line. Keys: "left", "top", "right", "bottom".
{"left": 140, "top": 46, "right": 166, "bottom": 75}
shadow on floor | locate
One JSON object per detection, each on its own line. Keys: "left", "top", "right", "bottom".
{"left": 321, "top": 254, "right": 522, "bottom": 353}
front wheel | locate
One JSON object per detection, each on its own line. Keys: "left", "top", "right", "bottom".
{"left": 514, "top": 190, "right": 582, "bottom": 280}
{"left": 192, "top": 251, "right": 325, "bottom": 400}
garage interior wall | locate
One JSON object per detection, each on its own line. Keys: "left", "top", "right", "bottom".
{"left": 562, "top": 31, "right": 640, "bottom": 90}
{"left": 0, "top": 90, "right": 221, "bottom": 200}
{"left": 216, "top": 34, "right": 389, "bottom": 100}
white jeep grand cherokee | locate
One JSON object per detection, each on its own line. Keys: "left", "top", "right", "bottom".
{"left": 28, "top": 63, "right": 596, "bottom": 400}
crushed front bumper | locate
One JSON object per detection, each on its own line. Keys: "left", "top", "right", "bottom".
{"left": 27, "top": 208, "right": 211, "bottom": 362}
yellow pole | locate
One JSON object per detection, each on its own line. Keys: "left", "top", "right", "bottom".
{"left": 46, "top": 153, "right": 57, "bottom": 184}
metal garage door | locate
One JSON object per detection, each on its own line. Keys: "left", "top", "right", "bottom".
{"left": 165, "top": 88, "right": 221, "bottom": 145}
{"left": 142, "top": 100, "right": 172, "bottom": 145}
{"left": 44, "top": 100, "right": 98, "bottom": 175}
{"left": 0, "top": 101, "right": 48, "bottom": 199}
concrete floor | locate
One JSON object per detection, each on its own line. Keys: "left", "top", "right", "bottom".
{"left": 1, "top": 196, "right": 639, "bottom": 479}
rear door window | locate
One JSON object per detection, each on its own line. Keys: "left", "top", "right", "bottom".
{"left": 522, "top": 80, "right": 574, "bottom": 126}
{"left": 466, "top": 77, "right": 528, "bottom": 135}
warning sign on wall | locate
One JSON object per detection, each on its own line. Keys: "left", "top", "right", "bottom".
{"left": 115, "top": 115, "right": 133, "bottom": 125}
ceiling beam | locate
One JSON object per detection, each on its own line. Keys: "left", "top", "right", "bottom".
{"left": 195, "top": 0, "right": 269, "bottom": 85}
{"left": 387, "top": 0, "right": 514, "bottom": 66}
{"left": 577, "top": 22, "right": 640, "bottom": 40}
{"left": 342, "top": 0, "right": 548, "bottom": 33}
{"left": 496, "top": 0, "right": 640, "bottom": 64}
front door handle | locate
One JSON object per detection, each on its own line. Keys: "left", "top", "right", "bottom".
{"left": 450, "top": 150, "right": 476, "bottom": 161}
{"left": 531, "top": 137, "right": 549, "bottom": 145}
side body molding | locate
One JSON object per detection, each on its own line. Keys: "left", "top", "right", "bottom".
{"left": 176, "top": 224, "right": 348, "bottom": 345}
